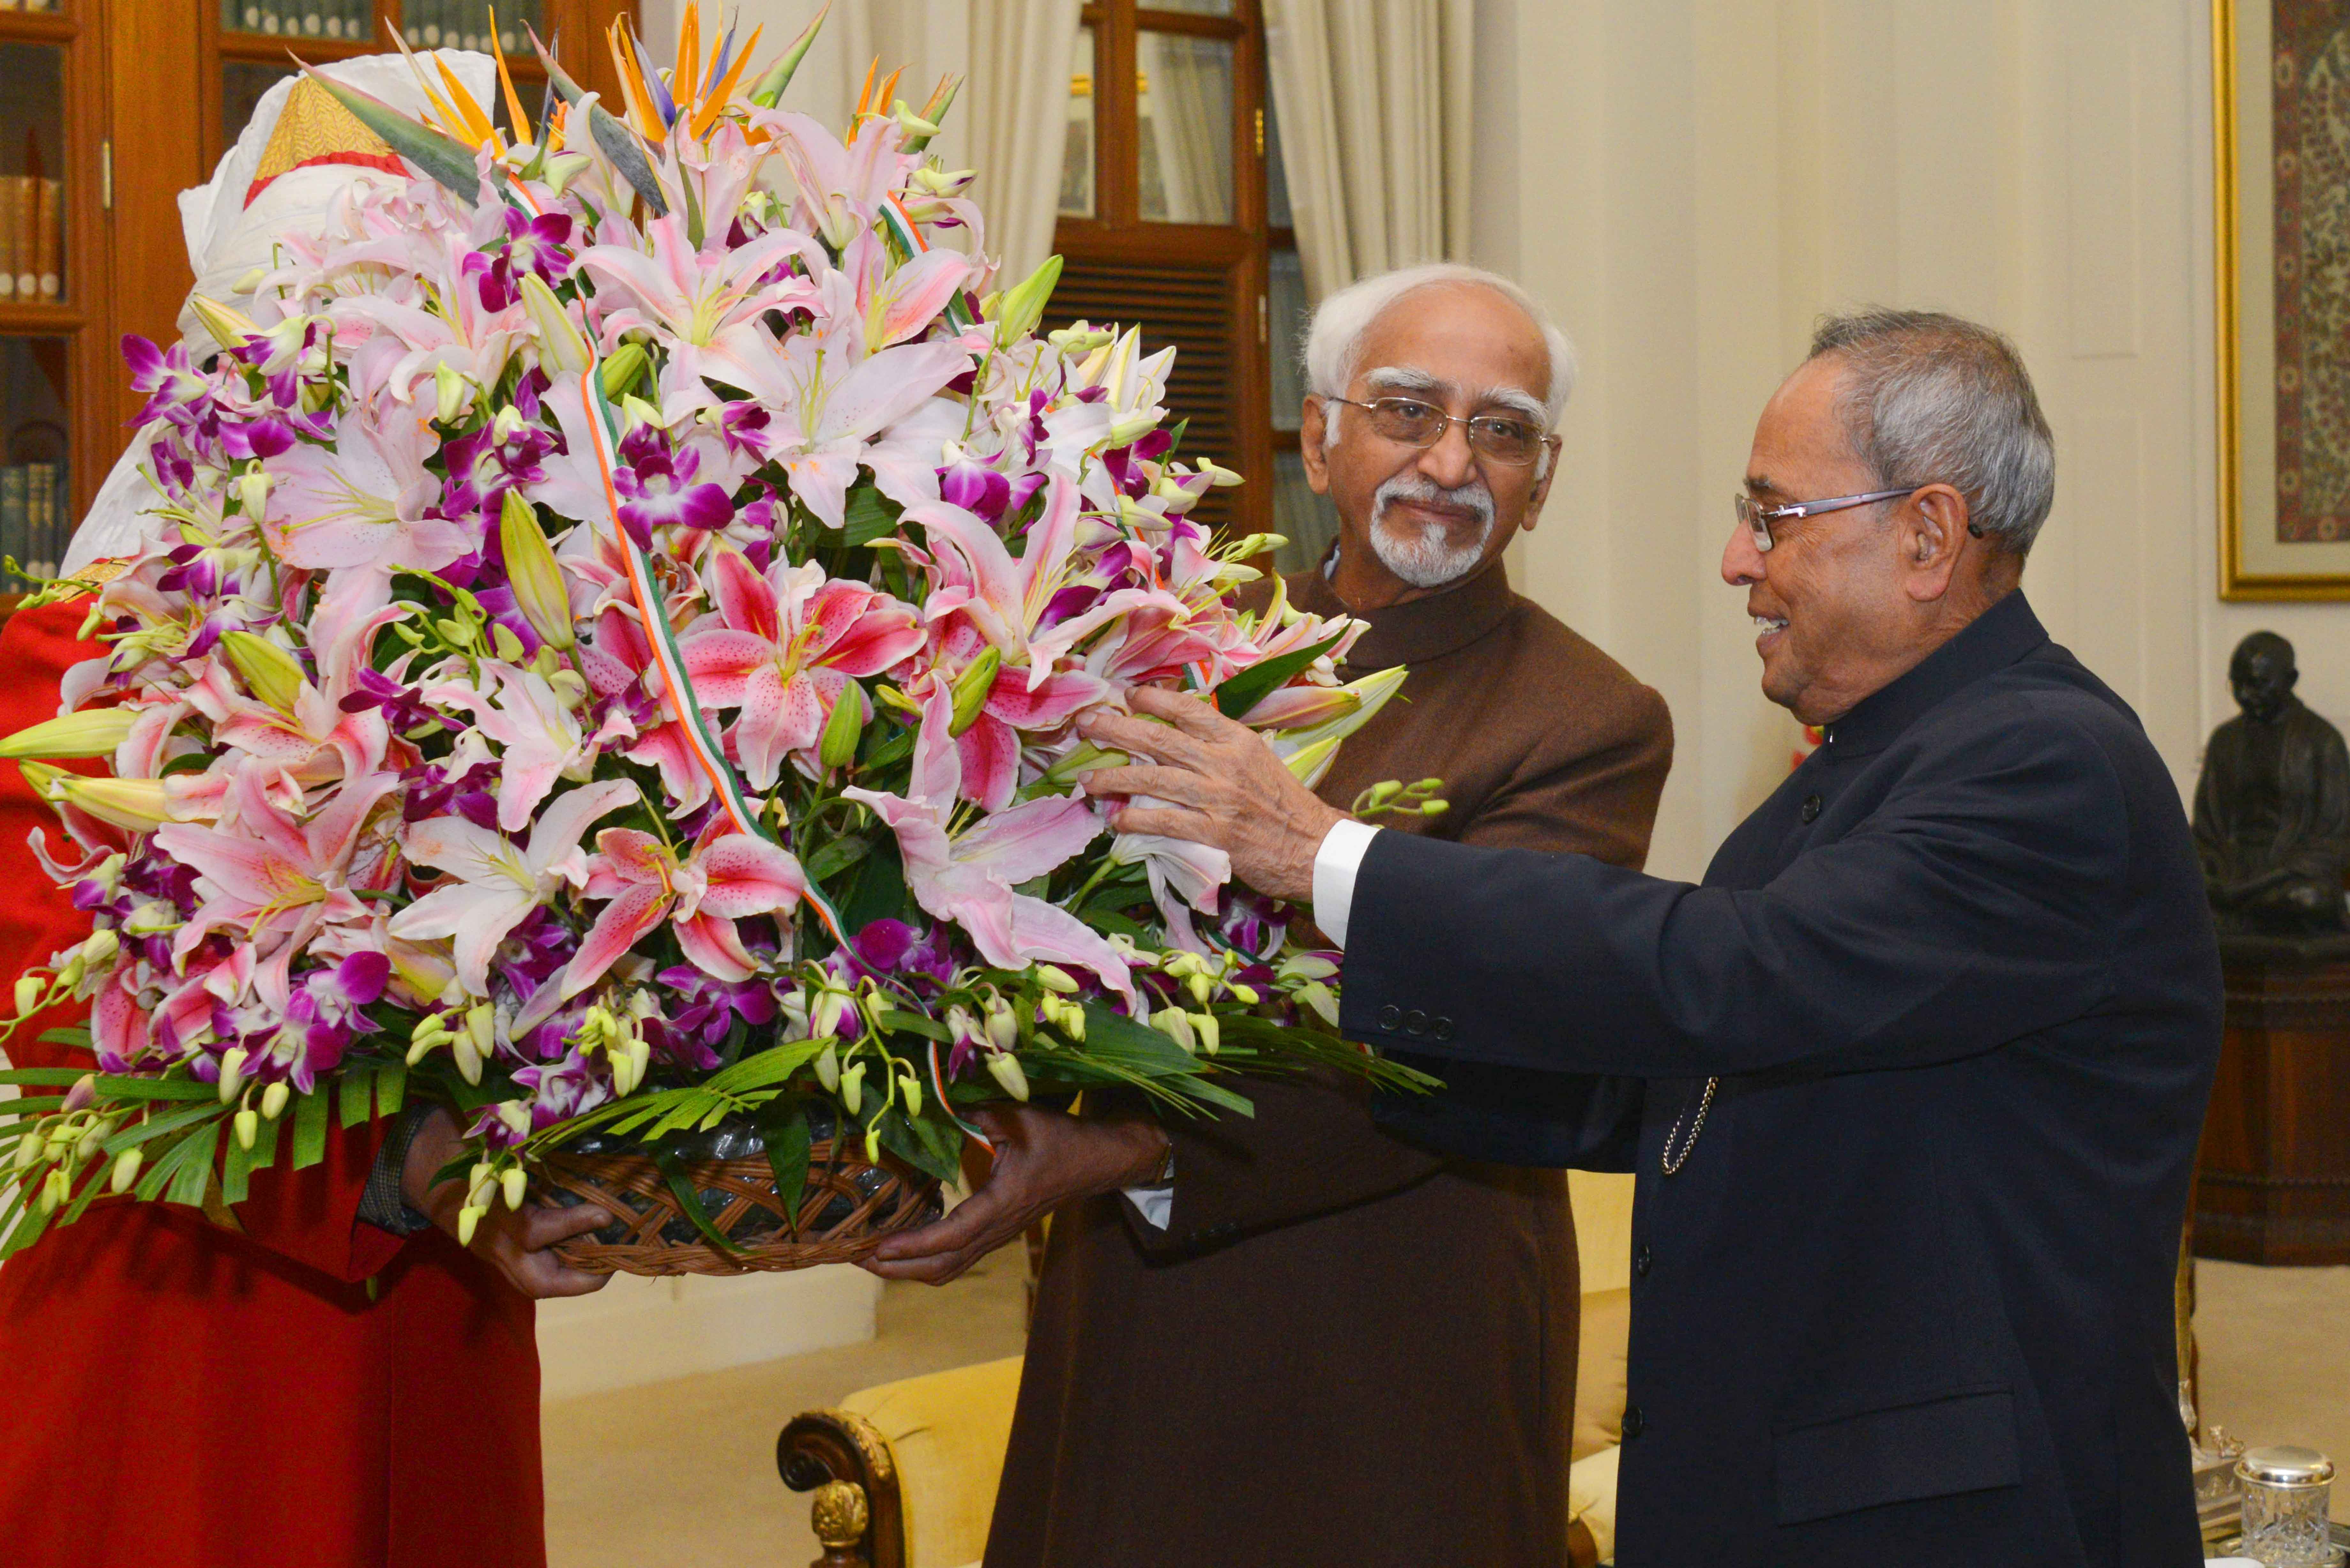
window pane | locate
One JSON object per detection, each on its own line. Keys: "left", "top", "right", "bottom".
{"left": 0, "top": 46, "right": 66, "bottom": 306}
{"left": 1058, "top": 26, "right": 1095, "bottom": 218}
{"left": 1272, "top": 448, "right": 1340, "bottom": 576}
{"left": 1137, "top": 32, "right": 1232, "bottom": 225}
{"left": 0, "top": 336, "right": 72, "bottom": 587}
{"left": 1269, "top": 247, "right": 1308, "bottom": 431}
{"left": 1144, "top": 0, "right": 1238, "bottom": 14}
{"left": 223, "top": 0, "right": 374, "bottom": 37}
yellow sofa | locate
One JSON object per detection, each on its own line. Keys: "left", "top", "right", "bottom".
{"left": 780, "top": 1172, "right": 1638, "bottom": 1568}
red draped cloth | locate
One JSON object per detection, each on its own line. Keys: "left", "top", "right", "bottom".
{"left": 0, "top": 599, "right": 546, "bottom": 1567}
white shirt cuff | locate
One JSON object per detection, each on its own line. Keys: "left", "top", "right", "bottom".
{"left": 1311, "top": 818, "right": 1382, "bottom": 949}
{"left": 1122, "top": 1182, "right": 1174, "bottom": 1229}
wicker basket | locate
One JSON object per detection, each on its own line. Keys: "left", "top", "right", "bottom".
{"left": 531, "top": 1110, "right": 944, "bottom": 1276}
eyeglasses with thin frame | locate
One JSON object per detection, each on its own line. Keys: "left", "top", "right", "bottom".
{"left": 1323, "top": 395, "right": 1551, "bottom": 467}
{"left": 1734, "top": 487, "right": 1923, "bottom": 553}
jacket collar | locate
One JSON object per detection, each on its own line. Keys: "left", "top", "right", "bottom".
{"left": 1288, "top": 552, "right": 1518, "bottom": 673}
{"left": 1819, "top": 589, "right": 2050, "bottom": 757}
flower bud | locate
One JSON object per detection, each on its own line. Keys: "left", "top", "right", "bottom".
{"left": 986, "top": 1051, "right": 1030, "bottom": 1102}
{"left": 13, "top": 974, "right": 43, "bottom": 1016}
{"left": 219, "top": 630, "right": 306, "bottom": 714}
{"left": 499, "top": 490, "right": 577, "bottom": 652}
{"left": 186, "top": 294, "right": 261, "bottom": 354}
{"left": 1191, "top": 1012, "right": 1220, "bottom": 1056}
{"left": 1150, "top": 1006, "right": 1196, "bottom": 1053}
{"left": 457, "top": 1203, "right": 485, "bottom": 1246}
{"left": 863, "top": 1123, "right": 883, "bottom": 1164}
{"left": 233, "top": 1107, "right": 259, "bottom": 1150}
{"left": 815, "top": 1042, "right": 841, "bottom": 1092}
{"left": 898, "top": 1068, "right": 923, "bottom": 1117}
{"left": 1186, "top": 971, "right": 1212, "bottom": 1005}
{"left": 984, "top": 999, "right": 1019, "bottom": 1054}
{"left": 41, "top": 772, "right": 174, "bottom": 833}
{"left": 520, "top": 272, "right": 591, "bottom": 377}
{"left": 948, "top": 647, "right": 1001, "bottom": 738}
{"left": 502, "top": 1165, "right": 529, "bottom": 1211}
{"left": 123, "top": 900, "right": 179, "bottom": 937}
{"left": 80, "top": 929, "right": 119, "bottom": 969}
{"left": 0, "top": 706, "right": 140, "bottom": 760}
{"left": 434, "top": 363, "right": 471, "bottom": 425}
{"left": 839, "top": 1061, "right": 866, "bottom": 1115}
{"left": 452, "top": 1030, "right": 484, "bottom": 1086}
{"left": 234, "top": 470, "right": 272, "bottom": 523}
{"left": 217, "top": 1046, "right": 249, "bottom": 1104}
{"left": 260, "top": 1081, "right": 290, "bottom": 1121}
{"left": 598, "top": 342, "right": 651, "bottom": 400}
{"left": 12, "top": 1130, "right": 43, "bottom": 1171}
{"left": 992, "top": 254, "right": 1063, "bottom": 349}
{"left": 75, "top": 1121, "right": 106, "bottom": 1161}
{"left": 39, "top": 1166, "right": 65, "bottom": 1213}
{"left": 1035, "top": 965, "right": 1079, "bottom": 995}
{"left": 818, "top": 684, "right": 864, "bottom": 770}
{"left": 109, "top": 1146, "right": 142, "bottom": 1194}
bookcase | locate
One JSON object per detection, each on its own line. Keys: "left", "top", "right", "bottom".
{"left": 0, "top": 0, "right": 635, "bottom": 590}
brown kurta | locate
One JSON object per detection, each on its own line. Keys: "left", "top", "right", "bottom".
{"left": 985, "top": 559, "right": 1673, "bottom": 1568}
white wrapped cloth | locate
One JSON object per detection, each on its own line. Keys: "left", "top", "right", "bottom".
{"left": 66, "top": 51, "right": 497, "bottom": 571}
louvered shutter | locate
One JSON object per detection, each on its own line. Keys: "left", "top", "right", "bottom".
{"left": 1049, "top": 254, "right": 1263, "bottom": 535}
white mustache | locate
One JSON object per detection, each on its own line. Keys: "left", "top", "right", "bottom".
{"left": 1372, "top": 473, "right": 1496, "bottom": 531}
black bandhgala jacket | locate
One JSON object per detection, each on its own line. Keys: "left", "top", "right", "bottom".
{"left": 1352, "top": 592, "right": 2220, "bottom": 1568}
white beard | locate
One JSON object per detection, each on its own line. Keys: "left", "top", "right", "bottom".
{"left": 1368, "top": 473, "right": 1497, "bottom": 588}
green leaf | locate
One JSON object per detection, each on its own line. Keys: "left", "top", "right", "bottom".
{"left": 165, "top": 1121, "right": 222, "bottom": 1207}
{"left": 876, "top": 1108, "right": 960, "bottom": 1185}
{"left": 649, "top": 1145, "right": 744, "bottom": 1255}
{"left": 707, "top": 1038, "right": 830, "bottom": 1096}
{"left": 92, "top": 1076, "right": 218, "bottom": 1102}
{"left": 841, "top": 487, "right": 905, "bottom": 548}
{"left": 1212, "top": 632, "right": 1344, "bottom": 719}
{"left": 221, "top": 1119, "right": 255, "bottom": 1205}
{"left": 873, "top": 1009, "right": 949, "bottom": 1044}
{"left": 34, "top": 1027, "right": 90, "bottom": 1049}
{"left": 376, "top": 1062, "right": 407, "bottom": 1118}
{"left": 292, "top": 1088, "right": 331, "bottom": 1171}
{"left": 801, "top": 832, "right": 873, "bottom": 884}
{"left": 761, "top": 1102, "right": 812, "bottom": 1232}
{"left": 103, "top": 1100, "right": 228, "bottom": 1155}
{"left": 838, "top": 833, "right": 911, "bottom": 935}
{"left": 340, "top": 1068, "right": 374, "bottom": 1129}
{"left": 1076, "top": 1004, "right": 1215, "bottom": 1078}
{"left": 1, "top": 1184, "right": 53, "bottom": 1260}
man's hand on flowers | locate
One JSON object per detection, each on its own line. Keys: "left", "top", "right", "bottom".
{"left": 1078, "top": 686, "right": 1348, "bottom": 906}
{"left": 861, "top": 1106, "right": 1172, "bottom": 1285}
{"left": 401, "top": 1106, "right": 613, "bottom": 1300}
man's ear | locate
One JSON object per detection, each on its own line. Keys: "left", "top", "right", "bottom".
{"left": 1300, "top": 398, "right": 1333, "bottom": 494}
{"left": 1521, "top": 438, "right": 1562, "bottom": 534}
{"left": 1903, "top": 483, "right": 1970, "bottom": 601}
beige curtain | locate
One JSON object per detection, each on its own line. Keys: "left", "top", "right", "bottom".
{"left": 966, "top": 0, "right": 1086, "bottom": 286}
{"left": 1263, "top": 0, "right": 1474, "bottom": 302}
{"left": 1142, "top": 32, "right": 1233, "bottom": 224}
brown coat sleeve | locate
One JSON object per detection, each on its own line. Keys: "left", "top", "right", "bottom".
{"left": 1126, "top": 669, "right": 1673, "bottom": 1255}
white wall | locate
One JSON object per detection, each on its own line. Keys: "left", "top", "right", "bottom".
{"left": 1473, "top": 0, "right": 2301, "bottom": 883}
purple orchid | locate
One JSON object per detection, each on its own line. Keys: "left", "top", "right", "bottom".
{"left": 610, "top": 426, "right": 734, "bottom": 547}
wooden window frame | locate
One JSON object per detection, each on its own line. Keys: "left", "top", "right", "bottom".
{"left": 1056, "top": 1, "right": 1272, "bottom": 537}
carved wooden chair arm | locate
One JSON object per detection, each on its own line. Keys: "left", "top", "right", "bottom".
{"left": 778, "top": 1408, "right": 908, "bottom": 1568}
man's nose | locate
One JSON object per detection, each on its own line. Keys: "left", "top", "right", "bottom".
{"left": 1414, "top": 419, "right": 1479, "bottom": 490}
{"left": 1722, "top": 520, "right": 1765, "bottom": 585}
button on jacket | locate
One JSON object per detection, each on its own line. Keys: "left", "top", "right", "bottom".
{"left": 1352, "top": 592, "right": 2220, "bottom": 1568}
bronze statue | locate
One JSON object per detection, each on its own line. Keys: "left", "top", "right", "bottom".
{"left": 2193, "top": 631, "right": 2350, "bottom": 933}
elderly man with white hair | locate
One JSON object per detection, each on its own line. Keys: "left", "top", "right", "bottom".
{"left": 870, "top": 264, "right": 1673, "bottom": 1568}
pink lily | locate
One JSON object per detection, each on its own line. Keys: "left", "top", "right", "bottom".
{"left": 680, "top": 549, "right": 925, "bottom": 789}
{"left": 153, "top": 763, "right": 398, "bottom": 964}
{"left": 758, "top": 323, "right": 973, "bottom": 529}
{"left": 389, "top": 779, "right": 642, "bottom": 995}
{"left": 844, "top": 689, "right": 1133, "bottom": 1001}
{"left": 576, "top": 214, "right": 821, "bottom": 411}
{"left": 520, "top": 824, "right": 807, "bottom": 1031}
{"left": 260, "top": 400, "right": 474, "bottom": 572}
{"left": 432, "top": 663, "right": 635, "bottom": 832}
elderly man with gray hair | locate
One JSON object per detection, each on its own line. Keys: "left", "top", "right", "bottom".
{"left": 1073, "top": 310, "right": 2224, "bottom": 1566}
{"left": 871, "top": 263, "right": 1674, "bottom": 1568}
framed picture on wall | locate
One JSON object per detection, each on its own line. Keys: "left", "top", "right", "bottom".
{"left": 2216, "top": 0, "right": 2350, "bottom": 597}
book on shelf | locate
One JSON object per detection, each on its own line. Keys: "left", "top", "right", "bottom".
{"left": 34, "top": 178, "right": 59, "bottom": 303}
{"left": 11, "top": 178, "right": 37, "bottom": 304}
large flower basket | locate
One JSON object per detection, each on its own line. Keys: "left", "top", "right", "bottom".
{"left": 0, "top": 8, "right": 1438, "bottom": 1275}
{"left": 532, "top": 1110, "right": 941, "bottom": 1275}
